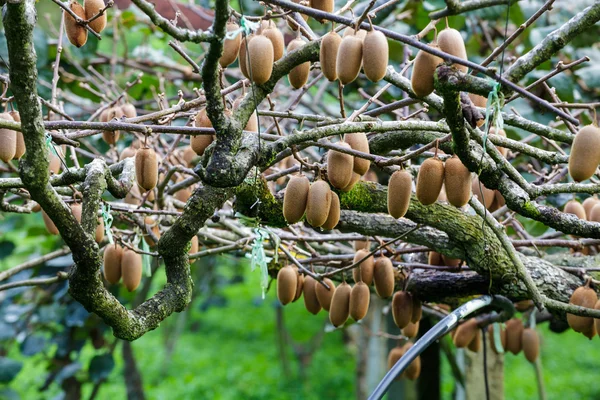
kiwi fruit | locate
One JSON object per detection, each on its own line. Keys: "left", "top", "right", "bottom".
{"left": 402, "top": 320, "right": 419, "bottom": 338}
{"left": 0, "top": 112, "right": 16, "bottom": 162}
{"left": 120, "top": 103, "right": 137, "bottom": 118}
{"left": 349, "top": 281, "right": 370, "bottom": 321}
{"left": 411, "top": 296, "right": 422, "bottom": 323}
{"left": 287, "top": 0, "right": 309, "bottom": 30}
{"left": 392, "top": 291, "right": 413, "bottom": 329}
{"left": 191, "top": 109, "right": 214, "bottom": 156}
{"left": 490, "top": 127, "right": 508, "bottom": 158}
{"left": 293, "top": 270, "right": 304, "bottom": 302}
{"left": 337, "top": 35, "right": 363, "bottom": 85}
{"left": 135, "top": 147, "right": 158, "bottom": 191}
{"left": 354, "top": 239, "right": 369, "bottom": 251}
{"left": 42, "top": 209, "right": 59, "bottom": 235}
{"left": 283, "top": 175, "right": 310, "bottom": 224}
{"left": 143, "top": 216, "right": 160, "bottom": 246}
{"left": 494, "top": 190, "right": 505, "bottom": 209}
{"left": 387, "top": 170, "right": 412, "bottom": 219}
{"left": 416, "top": 157, "right": 445, "bottom": 205}
{"left": 232, "top": 96, "right": 258, "bottom": 132}
{"left": 387, "top": 346, "right": 404, "bottom": 379}
{"left": 287, "top": 38, "right": 310, "bottom": 89}
{"left": 568, "top": 125, "right": 600, "bottom": 182}
{"left": 248, "top": 35, "right": 274, "bottom": 85}
{"left": 343, "top": 28, "right": 367, "bottom": 40}
{"left": 311, "top": 0, "right": 334, "bottom": 14}
{"left": 453, "top": 319, "right": 478, "bottom": 348}
{"left": 262, "top": 22, "right": 285, "bottom": 62}
{"left": 471, "top": 176, "right": 495, "bottom": 208}
{"left": 505, "top": 318, "right": 524, "bottom": 354}
{"left": 189, "top": 235, "right": 199, "bottom": 255}
{"left": 469, "top": 93, "right": 487, "bottom": 108}
{"left": 487, "top": 324, "right": 507, "bottom": 354}
{"left": 238, "top": 35, "right": 253, "bottom": 79}
{"left": 182, "top": 146, "right": 197, "bottom": 167}
{"left": 564, "top": 200, "right": 586, "bottom": 220}
{"left": 65, "top": 1, "right": 88, "bottom": 48}
{"left": 174, "top": 187, "right": 192, "bottom": 205}
{"left": 315, "top": 277, "right": 336, "bottom": 311}
{"left": 320, "top": 31, "right": 342, "bottom": 82}
{"left": 521, "top": 328, "right": 539, "bottom": 363}
{"left": 95, "top": 217, "right": 104, "bottom": 243}
{"left": 121, "top": 248, "right": 142, "bottom": 292}
{"left": 373, "top": 256, "right": 394, "bottom": 298}
{"left": 329, "top": 282, "right": 351, "bottom": 327}
{"left": 303, "top": 276, "right": 322, "bottom": 315}
{"left": 220, "top": 22, "right": 243, "bottom": 67}
{"left": 326, "top": 143, "right": 354, "bottom": 189}
{"left": 468, "top": 329, "right": 482, "bottom": 352}
{"left": 277, "top": 265, "right": 298, "bottom": 305}
{"left": 514, "top": 300, "right": 534, "bottom": 312}
{"left": 119, "top": 146, "right": 137, "bottom": 161}
{"left": 84, "top": 0, "right": 107, "bottom": 33}
{"left": 594, "top": 299, "right": 600, "bottom": 337}
{"left": 70, "top": 202, "right": 82, "bottom": 223}
{"left": 583, "top": 196, "right": 599, "bottom": 219}
{"left": 567, "top": 285, "right": 598, "bottom": 334}
{"left": 306, "top": 180, "right": 332, "bottom": 227}
{"left": 352, "top": 249, "right": 374, "bottom": 285}
{"left": 341, "top": 172, "right": 361, "bottom": 192}
{"left": 321, "top": 192, "right": 341, "bottom": 230}
{"left": 444, "top": 155, "right": 471, "bottom": 207}
{"left": 343, "top": 133, "right": 370, "bottom": 175}
{"left": 428, "top": 251, "right": 443, "bottom": 266}
{"left": 362, "top": 30, "right": 388, "bottom": 82}
{"left": 411, "top": 45, "right": 443, "bottom": 97}
{"left": 402, "top": 343, "right": 421, "bottom": 380}
{"left": 437, "top": 28, "right": 468, "bottom": 73}
{"left": 103, "top": 243, "right": 123, "bottom": 284}
{"left": 125, "top": 184, "right": 142, "bottom": 206}
{"left": 8, "top": 112, "right": 24, "bottom": 159}
{"left": 441, "top": 255, "right": 460, "bottom": 267}
{"left": 101, "top": 107, "right": 124, "bottom": 144}
{"left": 49, "top": 151, "right": 61, "bottom": 175}
{"left": 589, "top": 202, "right": 600, "bottom": 222}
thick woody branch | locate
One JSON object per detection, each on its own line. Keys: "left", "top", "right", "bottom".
{"left": 429, "top": 0, "right": 519, "bottom": 19}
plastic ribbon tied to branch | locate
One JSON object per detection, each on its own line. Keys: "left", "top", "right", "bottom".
{"left": 225, "top": 16, "right": 260, "bottom": 40}
{"left": 482, "top": 81, "right": 505, "bottom": 156}
{"left": 45, "top": 132, "right": 58, "bottom": 156}
{"left": 101, "top": 203, "right": 114, "bottom": 244}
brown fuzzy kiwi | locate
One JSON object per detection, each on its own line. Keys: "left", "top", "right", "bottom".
{"left": 219, "top": 22, "right": 243, "bottom": 67}
{"left": 329, "top": 282, "right": 351, "bottom": 327}
{"left": 49, "top": 151, "right": 61, "bottom": 175}
{"left": 567, "top": 285, "right": 598, "bottom": 333}
{"left": 42, "top": 209, "right": 59, "bottom": 235}
{"left": 453, "top": 318, "right": 478, "bottom": 348}
{"left": 287, "top": 0, "right": 309, "bottom": 30}
{"left": 469, "top": 93, "right": 487, "bottom": 108}
{"left": 352, "top": 249, "right": 374, "bottom": 285}
{"left": 321, "top": 192, "right": 341, "bottom": 230}
{"left": 311, "top": 0, "right": 333, "bottom": 14}
{"left": 320, "top": 31, "right": 342, "bottom": 82}
{"left": 248, "top": 35, "right": 274, "bottom": 85}
{"left": 125, "top": 184, "right": 142, "bottom": 206}
{"left": 514, "top": 300, "right": 534, "bottom": 312}
{"left": 564, "top": 200, "right": 586, "bottom": 220}
{"left": 306, "top": 180, "right": 332, "bottom": 227}
{"left": 589, "top": 203, "right": 600, "bottom": 222}
{"left": 238, "top": 35, "right": 253, "bottom": 79}
{"left": 373, "top": 257, "right": 395, "bottom": 298}
{"left": 119, "top": 146, "right": 137, "bottom": 161}
{"left": 103, "top": 244, "right": 123, "bottom": 284}
{"left": 303, "top": 276, "right": 322, "bottom": 315}
{"left": 189, "top": 235, "right": 199, "bottom": 255}
{"left": 568, "top": 125, "right": 600, "bottom": 182}
{"left": 65, "top": 1, "right": 88, "bottom": 48}
{"left": 353, "top": 239, "right": 370, "bottom": 251}
{"left": 135, "top": 147, "right": 158, "bottom": 191}
{"left": 521, "top": 328, "right": 539, "bottom": 363}
{"left": 120, "top": 103, "right": 137, "bottom": 118}
{"left": 362, "top": 30, "right": 388, "bottom": 82}
{"left": 121, "top": 248, "right": 142, "bottom": 292}
{"left": 191, "top": 109, "right": 214, "bottom": 156}
{"left": 494, "top": 190, "right": 505, "bottom": 209}
{"left": 344, "top": 133, "right": 370, "bottom": 175}
{"left": 174, "top": 187, "right": 192, "bottom": 205}
{"left": 0, "top": 112, "right": 16, "bottom": 162}
{"left": 143, "top": 216, "right": 160, "bottom": 246}
{"left": 349, "top": 282, "right": 370, "bottom": 321}
{"left": 262, "top": 22, "right": 285, "bottom": 61}
{"left": 336, "top": 35, "right": 363, "bottom": 85}
{"left": 293, "top": 270, "right": 304, "bottom": 302}
{"left": 403, "top": 343, "right": 421, "bottom": 381}
{"left": 468, "top": 329, "right": 482, "bottom": 353}
{"left": 437, "top": 28, "right": 468, "bottom": 73}
{"left": 387, "top": 346, "right": 405, "bottom": 379}
{"left": 84, "top": 0, "right": 107, "bottom": 33}
{"left": 392, "top": 291, "right": 413, "bottom": 329}
{"left": 487, "top": 324, "right": 507, "bottom": 354}
{"left": 95, "top": 217, "right": 104, "bottom": 243}
{"left": 70, "top": 203, "right": 82, "bottom": 223}
{"left": 8, "top": 112, "right": 25, "bottom": 159}
{"left": 471, "top": 176, "right": 495, "bottom": 208}
{"left": 411, "top": 296, "right": 422, "bottom": 323}
{"left": 505, "top": 318, "right": 524, "bottom": 354}
{"left": 444, "top": 155, "right": 471, "bottom": 208}
{"left": 232, "top": 96, "right": 259, "bottom": 132}
{"left": 594, "top": 299, "right": 600, "bottom": 337}
{"left": 327, "top": 142, "right": 354, "bottom": 189}
{"left": 343, "top": 28, "right": 367, "bottom": 40}
{"left": 490, "top": 127, "right": 508, "bottom": 158}
{"left": 411, "top": 45, "right": 443, "bottom": 97}
{"left": 101, "top": 107, "right": 124, "bottom": 144}
{"left": 340, "top": 172, "right": 361, "bottom": 192}
{"left": 402, "top": 320, "right": 419, "bottom": 338}
{"left": 283, "top": 175, "right": 310, "bottom": 224}
{"left": 441, "top": 255, "right": 460, "bottom": 268}
{"left": 416, "top": 157, "right": 445, "bottom": 205}
{"left": 582, "top": 196, "right": 599, "bottom": 219}
{"left": 287, "top": 38, "right": 310, "bottom": 89}
{"left": 315, "top": 278, "right": 336, "bottom": 311}
{"left": 387, "top": 169, "right": 412, "bottom": 219}
{"left": 428, "top": 251, "right": 443, "bottom": 266}
{"left": 277, "top": 265, "right": 298, "bottom": 305}
{"left": 182, "top": 146, "right": 197, "bottom": 167}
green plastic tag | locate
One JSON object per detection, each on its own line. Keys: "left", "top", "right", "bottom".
{"left": 101, "top": 203, "right": 114, "bottom": 244}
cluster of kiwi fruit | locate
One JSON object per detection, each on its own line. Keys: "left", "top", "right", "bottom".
{"left": 471, "top": 176, "right": 505, "bottom": 211}
{"left": 282, "top": 177, "right": 340, "bottom": 230}
{"left": 0, "top": 111, "right": 25, "bottom": 163}
{"left": 411, "top": 27, "right": 467, "bottom": 97}
{"left": 102, "top": 243, "right": 143, "bottom": 291}
{"left": 387, "top": 341, "right": 421, "bottom": 381}
{"left": 567, "top": 281, "right": 600, "bottom": 339}
{"left": 415, "top": 155, "right": 471, "bottom": 208}
{"left": 427, "top": 251, "right": 461, "bottom": 268}
{"left": 568, "top": 124, "right": 600, "bottom": 182}
{"left": 563, "top": 197, "right": 600, "bottom": 254}
{"left": 327, "top": 133, "right": 371, "bottom": 190}
{"left": 321, "top": 25, "right": 389, "bottom": 84}
{"left": 391, "top": 290, "right": 422, "bottom": 339}
{"left": 353, "top": 240, "right": 397, "bottom": 300}
{"left": 65, "top": 0, "right": 108, "bottom": 48}
{"left": 100, "top": 102, "right": 137, "bottom": 145}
